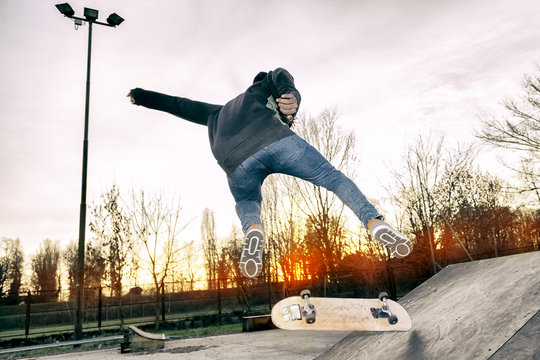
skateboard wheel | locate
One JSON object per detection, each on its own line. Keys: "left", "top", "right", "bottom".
{"left": 305, "top": 313, "right": 316, "bottom": 324}
{"left": 300, "top": 289, "right": 311, "bottom": 299}
{"left": 378, "top": 292, "right": 389, "bottom": 301}
{"left": 388, "top": 315, "right": 398, "bottom": 325}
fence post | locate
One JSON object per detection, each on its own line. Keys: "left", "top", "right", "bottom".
{"left": 161, "top": 281, "right": 166, "bottom": 323}
{"left": 98, "top": 286, "right": 102, "bottom": 331}
{"left": 267, "top": 265, "right": 272, "bottom": 312}
{"left": 386, "top": 265, "right": 397, "bottom": 300}
{"left": 217, "top": 278, "right": 222, "bottom": 323}
{"left": 25, "top": 291, "right": 31, "bottom": 339}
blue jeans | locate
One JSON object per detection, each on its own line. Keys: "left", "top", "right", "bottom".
{"left": 227, "top": 134, "right": 382, "bottom": 233}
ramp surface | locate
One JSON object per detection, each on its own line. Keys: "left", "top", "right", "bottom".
{"left": 317, "top": 251, "right": 540, "bottom": 360}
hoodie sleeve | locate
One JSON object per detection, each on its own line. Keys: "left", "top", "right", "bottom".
{"left": 269, "top": 68, "right": 301, "bottom": 111}
{"left": 130, "top": 88, "right": 222, "bottom": 126}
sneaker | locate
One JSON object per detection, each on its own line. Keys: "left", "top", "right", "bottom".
{"left": 239, "top": 225, "right": 265, "bottom": 278}
{"left": 368, "top": 220, "right": 413, "bottom": 258}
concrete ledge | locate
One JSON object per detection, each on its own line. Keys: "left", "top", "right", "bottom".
{"left": 242, "top": 315, "right": 275, "bottom": 332}
{"left": 121, "top": 325, "right": 166, "bottom": 353}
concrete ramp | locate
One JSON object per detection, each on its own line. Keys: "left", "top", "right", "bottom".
{"left": 317, "top": 251, "right": 540, "bottom": 360}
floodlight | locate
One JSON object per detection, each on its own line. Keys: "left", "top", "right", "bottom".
{"left": 55, "top": 3, "right": 74, "bottom": 17}
{"left": 84, "top": 7, "right": 99, "bottom": 21}
{"left": 106, "top": 13, "right": 124, "bottom": 26}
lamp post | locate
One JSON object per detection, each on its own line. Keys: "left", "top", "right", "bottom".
{"left": 55, "top": 3, "right": 124, "bottom": 340}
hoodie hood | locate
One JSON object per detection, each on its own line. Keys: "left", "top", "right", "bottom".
{"left": 253, "top": 71, "right": 268, "bottom": 83}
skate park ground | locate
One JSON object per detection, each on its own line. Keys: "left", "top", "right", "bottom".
{"left": 22, "top": 251, "right": 540, "bottom": 360}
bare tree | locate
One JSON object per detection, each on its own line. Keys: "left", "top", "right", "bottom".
{"left": 435, "top": 167, "right": 512, "bottom": 258}
{"left": 389, "top": 131, "right": 535, "bottom": 268}
{"left": 476, "top": 70, "right": 540, "bottom": 203}
{"left": 262, "top": 175, "right": 304, "bottom": 286}
{"left": 63, "top": 241, "right": 77, "bottom": 300}
{"left": 127, "top": 249, "right": 141, "bottom": 290}
{"left": 201, "top": 208, "right": 219, "bottom": 290}
{"left": 287, "top": 109, "right": 358, "bottom": 277}
{"left": 181, "top": 240, "right": 200, "bottom": 291}
{"left": 259, "top": 109, "right": 363, "bottom": 283}
{"left": 390, "top": 135, "right": 477, "bottom": 273}
{"left": 31, "top": 239, "right": 61, "bottom": 302}
{"left": 216, "top": 225, "right": 255, "bottom": 311}
{"left": 90, "top": 185, "right": 134, "bottom": 330}
{"left": 0, "top": 237, "right": 24, "bottom": 304}
{"left": 64, "top": 240, "right": 107, "bottom": 301}
{"left": 221, "top": 225, "right": 243, "bottom": 282}
{"left": 131, "top": 190, "right": 185, "bottom": 329}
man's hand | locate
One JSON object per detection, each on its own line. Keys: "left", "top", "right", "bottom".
{"left": 276, "top": 93, "right": 298, "bottom": 120}
{"left": 126, "top": 91, "right": 135, "bottom": 104}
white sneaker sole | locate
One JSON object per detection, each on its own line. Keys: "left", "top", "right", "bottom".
{"left": 239, "top": 228, "right": 264, "bottom": 278}
{"left": 371, "top": 226, "right": 413, "bottom": 258}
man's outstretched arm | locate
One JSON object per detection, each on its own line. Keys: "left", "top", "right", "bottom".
{"left": 127, "top": 88, "right": 222, "bottom": 126}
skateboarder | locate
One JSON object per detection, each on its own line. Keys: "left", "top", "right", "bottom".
{"left": 127, "top": 67, "right": 412, "bottom": 279}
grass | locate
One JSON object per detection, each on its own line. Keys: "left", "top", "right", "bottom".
{"left": 0, "top": 322, "right": 244, "bottom": 359}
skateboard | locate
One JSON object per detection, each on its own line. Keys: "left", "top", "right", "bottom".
{"left": 271, "top": 290, "right": 412, "bottom": 331}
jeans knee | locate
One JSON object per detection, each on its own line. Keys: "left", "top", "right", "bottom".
{"left": 318, "top": 168, "right": 347, "bottom": 190}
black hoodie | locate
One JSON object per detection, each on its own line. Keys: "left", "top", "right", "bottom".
{"left": 130, "top": 68, "right": 301, "bottom": 175}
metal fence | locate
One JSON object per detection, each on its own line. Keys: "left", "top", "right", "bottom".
{"left": 0, "top": 265, "right": 414, "bottom": 340}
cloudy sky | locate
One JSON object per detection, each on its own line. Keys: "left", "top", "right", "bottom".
{"left": 1, "top": 0, "right": 539, "bottom": 253}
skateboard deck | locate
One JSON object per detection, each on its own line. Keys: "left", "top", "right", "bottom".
{"left": 271, "top": 291, "right": 411, "bottom": 331}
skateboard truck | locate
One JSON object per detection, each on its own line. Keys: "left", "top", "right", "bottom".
{"left": 370, "top": 292, "right": 399, "bottom": 325}
{"left": 300, "top": 289, "right": 316, "bottom": 324}
{"left": 279, "top": 289, "right": 316, "bottom": 324}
